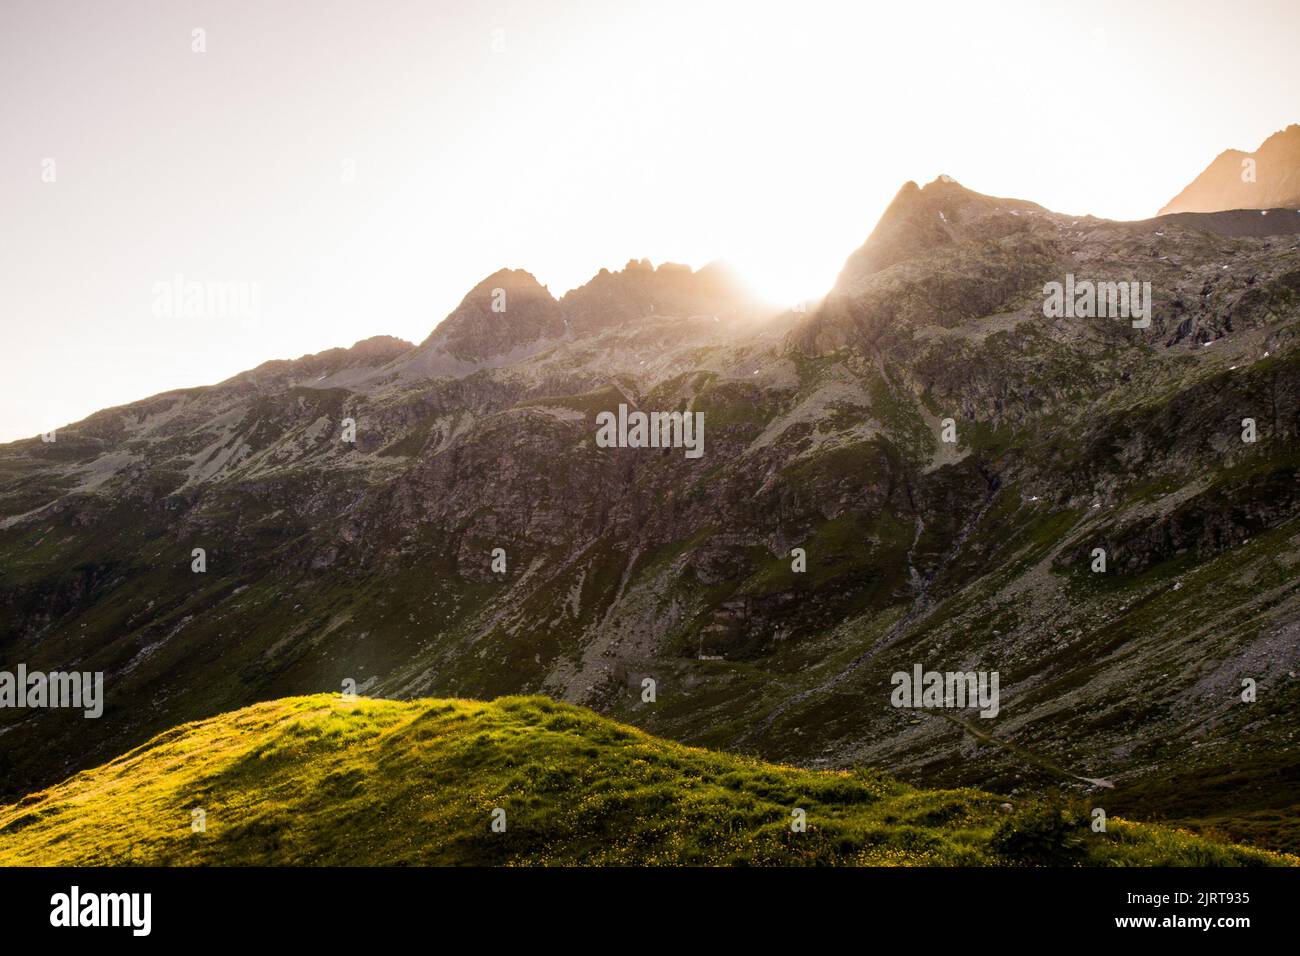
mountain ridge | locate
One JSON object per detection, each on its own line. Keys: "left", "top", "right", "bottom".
{"left": 3, "top": 174, "right": 1299, "bottom": 854}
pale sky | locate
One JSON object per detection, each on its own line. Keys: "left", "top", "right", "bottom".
{"left": 3, "top": 0, "right": 1298, "bottom": 441}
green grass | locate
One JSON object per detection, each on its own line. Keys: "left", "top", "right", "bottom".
{"left": 0, "top": 694, "right": 1291, "bottom": 867}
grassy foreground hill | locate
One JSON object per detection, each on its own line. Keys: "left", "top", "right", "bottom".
{"left": 0, "top": 694, "right": 1292, "bottom": 867}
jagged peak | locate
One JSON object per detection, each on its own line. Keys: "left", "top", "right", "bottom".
{"left": 578, "top": 258, "right": 700, "bottom": 285}
{"left": 923, "top": 174, "right": 963, "bottom": 189}
{"left": 833, "top": 177, "right": 1045, "bottom": 289}
{"left": 419, "top": 269, "right": 559, "bottom": 346}
{"left": 1259, "top": 122, "right": 1300, "bottom": 146}
{"left": 559, "top": 256, "right": 758, "bottom": 334}
{"left": 459, "top": 267, "right": 555, "bottom": 302}
{"left": 410, "top": 267, "right": 565, "bottom": 367}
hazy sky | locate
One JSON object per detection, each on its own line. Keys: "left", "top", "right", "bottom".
{"left": 3, "top": 0, "right": 1298, "bottom": 441}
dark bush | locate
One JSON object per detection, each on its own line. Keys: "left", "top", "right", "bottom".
{"left": 991, "top": 801, "right": 1089, "bottom": 865}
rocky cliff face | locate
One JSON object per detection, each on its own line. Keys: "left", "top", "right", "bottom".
{"left": 411, "top": 269, "right": 564, "bottom": 367}
{"left": 3, "top": 179, "right": 1299, "bottom": 849}
{"left": 1160, "top": 124, "right": 1300, "bottom": 215}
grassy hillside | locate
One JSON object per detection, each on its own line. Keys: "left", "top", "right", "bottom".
{"left": 0, "top": 694, "right": 1293, "bottom": 866}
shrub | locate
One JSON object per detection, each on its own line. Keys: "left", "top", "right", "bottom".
{"left": 990, "top": 800, "right": 1089, "bottom": 866}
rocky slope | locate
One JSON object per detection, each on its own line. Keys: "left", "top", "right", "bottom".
{"left": 3, "top": 177, "right": 1299, "bottom": 852}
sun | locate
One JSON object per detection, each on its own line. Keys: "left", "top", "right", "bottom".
{"left": 727, "top": 253, "right": 841, "bottom": 314}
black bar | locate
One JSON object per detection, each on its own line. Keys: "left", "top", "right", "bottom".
{"left": 0, "top": 866, "right": 1289, "bottom": 942}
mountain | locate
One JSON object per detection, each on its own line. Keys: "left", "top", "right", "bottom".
{"left": 1159, "top": 124, "right": 1300, "bottom": 215}
{"left": 408, "top": 268, "right": 565, "bottom": 371}
{"left": 3, "top": 177, "right": 1300, "bottom": 854}
{"left": 559, "top": 258, "right": 760, "bottom": 334}
{"left": 0, "top": 693, "right": 1289, "bottom": 866}
{"left": 836, "top": 176, "right": 1048, "bottom": 286}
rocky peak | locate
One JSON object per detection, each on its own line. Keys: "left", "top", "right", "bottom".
{"left": 418, "top": 269, "right": 563, "bottom": 361}
{"left": 1159, "top": 123, "right": 1300, "bottom": 214}
{"left": 559, "top": 258, "right": 759, "bottom": 335}
{"left": 833, "top": 177, "right": 1048, "bottom": 292}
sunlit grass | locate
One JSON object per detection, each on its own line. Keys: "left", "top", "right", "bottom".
{"left": 0, "top": 694, "right": 1292, "bottom": 867}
